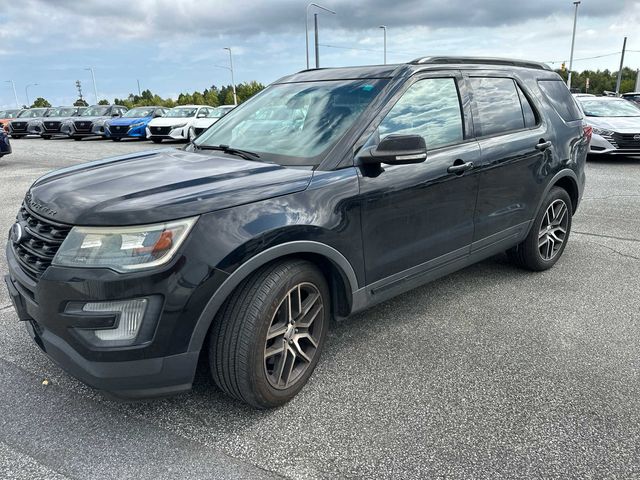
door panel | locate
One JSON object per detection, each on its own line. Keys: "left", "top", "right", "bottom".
{"left": 359, "top": 141, "right": 480, "bottom": 284}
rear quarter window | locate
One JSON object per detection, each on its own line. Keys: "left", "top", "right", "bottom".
{"left": 537, "top": 80, "right": 583, "bottom": 122}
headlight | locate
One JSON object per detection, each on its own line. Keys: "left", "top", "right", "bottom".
{"left": 592, "top": 127, "right": 614, "bottom": 136}
{"left": 52, "top": 217, "right": 198, "bottom": 272}
{"left": 171, "top": 123, "right": 187, "bottom": 129}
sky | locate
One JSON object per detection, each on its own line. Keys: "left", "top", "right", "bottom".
{"left": 1, "top": 0, "right": 639, "bottom": 108}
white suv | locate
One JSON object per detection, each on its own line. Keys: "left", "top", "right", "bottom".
{"left": 190, "top": 105, "right": 235, "bottom": 138}
{"left": 146, "top": 105, "right": 214, "bottom": 143}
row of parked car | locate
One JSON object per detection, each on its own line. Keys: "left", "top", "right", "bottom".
{"left": 0, "top": 104, "right": 235, "bottom": 143}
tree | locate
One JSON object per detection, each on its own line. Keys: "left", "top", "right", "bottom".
{"left": 98, "top": 99, "right": 110, "bottom": 105}
{"left": 74, "top": 98, "right": 89, "bottom": 107}
{"left": 30, "top": 97, "right": 51, "bottom": 108}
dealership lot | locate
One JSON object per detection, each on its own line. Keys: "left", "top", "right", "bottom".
{"left": 0, "top": 139, "right": 639, "bottom": 479}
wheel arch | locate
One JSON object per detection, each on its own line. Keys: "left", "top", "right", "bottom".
{"left": 187, "top": 241, "right": 359, "bottom": 354}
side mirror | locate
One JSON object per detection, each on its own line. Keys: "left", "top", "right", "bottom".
{"left": 357, "top": 134, "right": 427, "bottom": 166}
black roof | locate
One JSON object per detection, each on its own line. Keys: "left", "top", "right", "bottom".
{"left": 277, "top": 56, "right": 555, "bottom": 83}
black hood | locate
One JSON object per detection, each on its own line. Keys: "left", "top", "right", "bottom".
{"left": 28, "top": 149, "right": 313, "bottom": 225}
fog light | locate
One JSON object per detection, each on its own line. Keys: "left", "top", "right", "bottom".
{"left": 82, "top": 299, "right": 148, "bottom": 341}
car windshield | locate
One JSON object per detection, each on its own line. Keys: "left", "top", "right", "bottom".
{"left": 124, "top": 107, "right": 155, "bottom": 118}
{"left": 81, "top": 106, "right": 110, "bottom": 116}
{"left": 1, "top": 109, "right": 21, "bottom": 118}
{"left": 51, "top": 107, "right": 78, "bottom": 117}
{"left": 165, "top": 107, "right": 197, "bottom": 118}
{"left": 18, "top": 108, "right": 47, "bottom": 118}
{"left": 579, "top": 99, "right": 640, "bottom": 117}
{"left": 208, "top": 107, "right": 230, "bottom": 118}
{"left": 194, "top": 79, "right": 389, "bottom": 166}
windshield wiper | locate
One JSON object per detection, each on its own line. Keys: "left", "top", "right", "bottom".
{"left": 194, "top": 144, "right": 262, "bottom": 161}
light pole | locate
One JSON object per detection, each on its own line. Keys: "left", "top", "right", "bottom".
{"left": 223, "top": 47, "right": 238, "bottom": 106}
{"left": 379, "top": 25, "right": 387, "bottom": 65}
{"left": 305, "top": 3, "right": 335, "bottom": 69}
{"left": 85, "top": 67, "right": 98, "bottom": 104}
{"left": 4, "top": 80, "right": 19, "bottom": 107}
{"left": 25, "top": 83, "right": 38, "bottom": 107}
{"left": 567, "top": 1, "right": 580, "bottom": 89}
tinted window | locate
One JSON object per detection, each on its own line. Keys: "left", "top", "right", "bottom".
{"left": 538, "top": 80, "right": 583, "bottom": 122}
{"left": 378, "top": 78, "right": 464, "bottom": 150}
{"left": 470, "top": 77, "right": 525, "bottom": 136}
{"left": 516, "top": 85, "right": 537, "bottom": 128}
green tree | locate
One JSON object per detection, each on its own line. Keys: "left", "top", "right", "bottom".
{"left": 98, "top": 99, "right": 110, "bottom": 105}
{"left": 30, "top": 97, "right": 51, "bottom": 108}
{"left": 73, "top": 98, "right": 89, "bottom": 107}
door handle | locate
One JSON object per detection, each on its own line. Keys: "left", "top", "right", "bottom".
{"left": 447, "top": 161, "right": 474, "bottom": 175}
{"left": 535, "top": 140, "right": 552, "bottom": 151}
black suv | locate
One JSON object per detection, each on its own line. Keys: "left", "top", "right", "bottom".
{"left": 5, "top": 57, "right": 589, "bottom": 408}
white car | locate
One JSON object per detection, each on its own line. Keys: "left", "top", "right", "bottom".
{"left": 575, "top": 96, "right": 640, "bottom": 156}
{"left": 146, "top": 105, "right": 214, "bottom": 143}
{"left": 190, "top": 105, "right": 235, "bottom": 137}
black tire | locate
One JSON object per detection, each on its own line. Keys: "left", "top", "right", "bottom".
{"left": 11, "top": 135, "right": 24, "bottom": 139}
{"left": 508, "top": 186, "right": 572, "bottom": 271}
{"left": 208, "top": 259, "right": 330, "bottom": 408}
{"left": 111, "top": 137, "right": 121, "bottom": 142}
{"left": 41, "top": 135, "right": 51, "bottom": 140}
{"left": 151, "top": 138, "right": 162, "bottom": 143}
{"left": 73, "top": 137, "right": 82, "bottom": 141}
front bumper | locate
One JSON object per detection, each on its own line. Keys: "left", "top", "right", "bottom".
{"left": 4, "top": 242, "right": 203, "bottom": 399}
{"left": 590, "top": 132, "right": 640, "bottom": 155}
{"left": 146, "top": 126, "right": 189, "bottom": 141}
{"left": 107, "top": 124, "right": 148, "bottom": 139}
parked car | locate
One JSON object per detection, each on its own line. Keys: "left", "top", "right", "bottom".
{"left": 621, "top": 92, "right": 640, "bottom": 106}
{"left": 34, "top": 106, "right": 87, "bottom": 139}
{"left": 146, "top": 105, "right": 213, "bottom": 143}
{"left": 0, "top": 109, "right": 23, "bottom": 132}
{"left": 60, "top": 105, "right": 128, "bottom": 140}
{"left": 106, "top": 106, "right": 167, "bottom": 141}
{"left": 25, "top": 107, "right": 72, "bottom": 137}
{"left": 0, "top": 128, "right": 10, "bottom": 158}
{"left": 7, "top": 108, "right": 53, "bottom": 138}
{"left": 190, "top": 105, "right": 235, "bottom": 137}
{"left": 575, "top": 96, "right": 640, "bottom": 155}
{"left": 5, "top": 57, "right": 589, "bottom": 408}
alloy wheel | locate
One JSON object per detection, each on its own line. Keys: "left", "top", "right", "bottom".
{"left": 538, "top": 199, "right": 569, "bottom": 261}
{"left": 264, "top": 282, "right": 324, "bottom": 390}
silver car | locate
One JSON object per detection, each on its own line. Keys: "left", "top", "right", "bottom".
{"left": 576, "top": 96, "right": 640, "bottom": 156}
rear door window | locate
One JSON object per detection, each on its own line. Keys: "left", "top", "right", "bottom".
{"left": 469, "top": 77, "right": 525, "bottom": 137}
{"left": 517, "top": 85, "right": 537, "bottom": 128}
{"left": 537, "top": 80, "right": 583, "bottom": 122}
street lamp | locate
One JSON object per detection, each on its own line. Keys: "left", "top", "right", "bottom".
{"left": 25, "top": 83, "right": 39, "bottom": 107}
{"left": 223, "top": 47, "right": 238, "bottom": 106}
{"left": 379, "top": 25, "right": 387, "bottom": 65}
{"left": 305, "top": 3, "right": 336, "bottom": 69}
{"left": 85, "top": 67, "right": 98, "bottom": 104}
{"left": 567, "top": 1, "right": 580, "bottom": 89}
{"left": 4, "top": 80, "right": 20, "bottom": 107}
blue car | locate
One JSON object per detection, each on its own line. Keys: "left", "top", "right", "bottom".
{"left": 0, "top": 129, "right": 11, "bottom": 158}
{"left": 106, "top": 106, "right": 167, "bottom": 141}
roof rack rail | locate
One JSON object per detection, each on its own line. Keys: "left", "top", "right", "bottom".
{"left": 410, "top": 56, "right": 551, "bottom": 71}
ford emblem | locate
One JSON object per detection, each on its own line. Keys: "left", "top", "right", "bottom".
{"left": 10, "top": 222, "right": 24, "bottom": 244}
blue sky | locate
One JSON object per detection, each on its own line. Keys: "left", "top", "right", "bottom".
{"left": 1, "top": 0, "right": 639, "bottom": 108}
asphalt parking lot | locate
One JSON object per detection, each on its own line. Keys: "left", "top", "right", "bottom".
{"left": 0, "top": 138, "right": 639, "bottom": 479}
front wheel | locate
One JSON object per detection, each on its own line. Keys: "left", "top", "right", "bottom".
{"left": 111, "top": 137, "right": 121, "bottom": 142}
{"left": 508, "top": 186, "right": 572, "bottom": 271}
{"left": 41, "top": 135, "right": 51, "bottom": 140}
{"left": 151, "top": 138, "right": 162, "bottom": 144}
{"left": 11, "top": 135, "right": 24, "bottom": 139}
{"left": 208, "top": 260, "right": 329, "bottom": 408}
{"left": 72, "top": 136, "right": 82, "bottom": 141}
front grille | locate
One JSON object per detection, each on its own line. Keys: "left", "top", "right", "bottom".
{"left": 12, "top": 204, "right": 72, "bottom": 280}
{"left": 110, "top": 125, "right": 128, "bottom": 135}
{"left": 194, "top": 127, "right": 206, "bottom": 136}
{"left": 74, "top": 121, "right": 93, "bottom": 133}
{"left": 43, "top": 121, "right": 61, "bottom": 132}
{"left": 611, "top": 132, "right": 640, "bottom": 150}
{"left": 149, "top": 126, "right": 171, "bottom": 135}
{"left": 11, "top": 121, "right": 28, "bottom": 132}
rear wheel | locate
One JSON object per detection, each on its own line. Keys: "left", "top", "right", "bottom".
{"left": 508, "top": 186, "right": 572, "bottom": 271}
{"left": 208, "top": 260, "right": 329, "bottom": 408}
